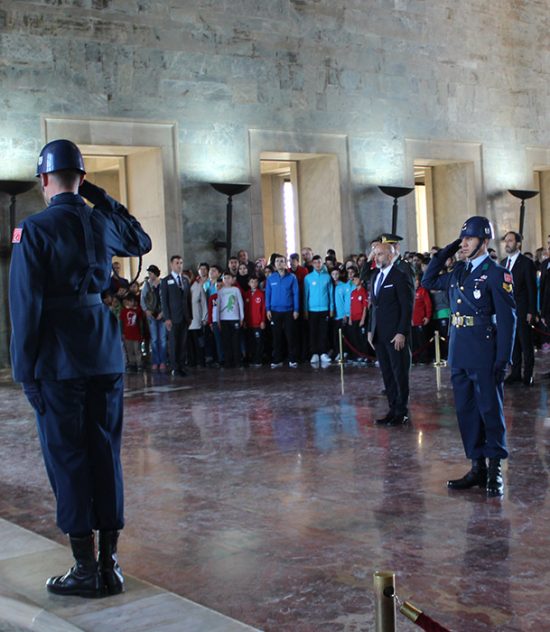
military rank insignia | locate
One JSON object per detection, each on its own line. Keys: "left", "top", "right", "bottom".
{"left": 12, "top": 228, "right": 23, "bottom": 243}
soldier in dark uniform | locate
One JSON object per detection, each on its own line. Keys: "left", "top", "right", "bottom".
{"left": 9, "top": 139, "right": 152, "bottom": 597}
{"left": 422, "top": 216, "right": 516, "bottom": 496}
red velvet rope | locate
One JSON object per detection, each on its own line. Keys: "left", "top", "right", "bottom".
{"left": 341, "top": 334, "right": 435, "bottom": 361}
{"left": 415, "top": 612, "right": 452, "bottom": 632}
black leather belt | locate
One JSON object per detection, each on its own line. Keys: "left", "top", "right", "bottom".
{"left": 43, "top": 293, "right": 102, "bottom": 310}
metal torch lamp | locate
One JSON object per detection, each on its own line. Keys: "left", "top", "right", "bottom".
{"left": 209, "top": 182, "right": 251, "bottom": 264}
{"left": 0, "top": 180, "right": 36, "bottom": 258}
{"left": 508, "top": 189, "right": 539, "bottom": 237}
{"left": 378, "top": 185, "right": 415, "bottom": 235}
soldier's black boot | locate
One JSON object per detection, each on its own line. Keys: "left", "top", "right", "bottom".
{"left": 46, "top": 533, "right": 103, "bottom": 598}
{"left": 486, "top": 458, "right": 504, "bottom": 497}
{"left": 98, "top": 530, "right": 124, "bottom": 596}
{"left": 447, "top": 458, "right": 487, "bottom": 490}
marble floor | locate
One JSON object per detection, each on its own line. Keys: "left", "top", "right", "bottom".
{"left": 1, "top": 356, "right": 550, "bottom": 631}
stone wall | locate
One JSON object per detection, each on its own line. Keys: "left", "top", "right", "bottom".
{"left": 1, "top": 0, "right": 549, "bottom": 363}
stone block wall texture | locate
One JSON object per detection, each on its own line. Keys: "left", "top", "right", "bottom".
{"left": 0, "top": 0, "right": 549, "bottom": 268}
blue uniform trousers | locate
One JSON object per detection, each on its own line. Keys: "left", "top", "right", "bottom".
{"left": 36, "top": 374, "right": 125, "bottom": 535}
{"left": 451, "top": 368, "right": 508, "bottom": 460}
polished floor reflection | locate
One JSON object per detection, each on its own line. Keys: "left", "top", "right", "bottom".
{"left": 1, "top": 359, "right": 550, "bottom": 631}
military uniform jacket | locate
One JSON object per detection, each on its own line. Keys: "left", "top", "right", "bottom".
{"left": 9, "top": 182, "right": 152, "bottom": 383}
{"left": 422, "top": 254, "right": 516, "bottom": 369}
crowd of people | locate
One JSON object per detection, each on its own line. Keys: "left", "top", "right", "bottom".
{"left": 101, "top": 233, "right": 550, "bottom": 378}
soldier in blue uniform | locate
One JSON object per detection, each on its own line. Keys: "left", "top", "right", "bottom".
{"left": 9, "top": 140, "right": 152, "bottom": 597}
{"left": 422, "top": 216, "right": 516, "bottom": 496}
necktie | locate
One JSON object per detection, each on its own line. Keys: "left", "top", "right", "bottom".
{"left": 506, "top": 258, "right": 512, "bottom": 270}
{"left": 375, "top": 271, "right": 384, "bottom": 296}
{"left": 176, "top": 275, "right": 182, "bottom": 289}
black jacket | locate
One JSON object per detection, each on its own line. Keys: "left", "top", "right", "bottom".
{"left": 160, "top": 274, "right": 192, "bottom": 324}
{"left": 500, "top": 253, "right": 536, "bottom": 317}
{"left": 368, "top": 266, "right": 413, "bottom": 343}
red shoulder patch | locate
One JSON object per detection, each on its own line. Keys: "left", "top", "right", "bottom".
{"left": 504, "top": 272, "right": 513, "bottom": 283}
{"left": 12, "top": 228, "right": 23, "bottom": 243}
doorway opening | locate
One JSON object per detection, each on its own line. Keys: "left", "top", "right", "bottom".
{"left": 260, "top": 152, "right": 343, "bottom": 261}
{"left": 413, "top": 159, "right": 476, "bottom": 250}
{"left": 81, "top": 145, "right": 166, "bottom": 281}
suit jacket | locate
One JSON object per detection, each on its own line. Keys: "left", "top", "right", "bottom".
{"left": 368, "top": 266, "right": 413, "bottom": 343}
{"left": 160, "top": 274, "right": 192, "bottom": 324}
{"left": 500, "top": 253, "right": 536, "bottom": 317}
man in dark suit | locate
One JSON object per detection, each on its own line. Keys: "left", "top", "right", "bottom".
{"left": 501, "top": 231, "right": 537, "bottom": 386}
{"left": 160, "top": 255, "right": 192, "bottom": 376}
{"left": 368, "top": 242, "right": 414, "bottom": 425}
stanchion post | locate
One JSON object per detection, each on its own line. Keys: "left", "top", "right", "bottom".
{"left": 338, "top": 327, "right": 345, "bottom": 395}
{"left": 433, "top": 330, "right": 447, "bottom": 367}
{"left": 373, "top": 571, "right": 396, "bottom": 632}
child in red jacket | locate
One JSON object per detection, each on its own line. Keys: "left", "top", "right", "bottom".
{"left": 120, "top": 294, "right": 145, "bottom": 371}
{"left": 412, "top": 275, "right": 433, "bottom": 364}
{"left": 244, "top": 276, "right": 266, "bottom": 366}
{"left": 348, "top": 273, "right": 368, "bottom": 363}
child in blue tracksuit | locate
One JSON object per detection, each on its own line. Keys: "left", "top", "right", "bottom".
{"left": 332, "top": 267, "right": 352, "bottom": 361}
{"left": 304, "top": 256, "right": 335, "bottom": 364}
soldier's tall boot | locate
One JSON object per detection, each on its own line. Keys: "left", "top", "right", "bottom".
{"left": 98, "top": 530, "right": 124, "bottom": 595}
{"left": 447, "top": 457, "right": 487, "bottom": 490}
{"left": 486, "top": 458, "right": 504, "bottom": 496}
{"left": 46, "top": 533, "right": 103, "bottom": 598}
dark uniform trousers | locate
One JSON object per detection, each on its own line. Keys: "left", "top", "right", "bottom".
{"left": 37, "top": 374, "right": 124, "bottom": 535}
{"left": 374, "top": 340, "right": 411, "bottom": 417}
{"left": 451, "top": 368, "right": 507, "bottom": 460}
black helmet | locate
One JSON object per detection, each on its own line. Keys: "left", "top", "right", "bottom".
{"left": 459, "top": 216, "right": 494, "bottom": 241}
{"left": 36, "top": 139, "right": 86, "bottom": 177}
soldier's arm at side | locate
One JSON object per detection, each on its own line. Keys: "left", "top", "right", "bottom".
{"left": 493, "top": 268, "right": 517, "bottom": 366}
{"left": 9, "top": 223, "right": 46, "bottom": 383}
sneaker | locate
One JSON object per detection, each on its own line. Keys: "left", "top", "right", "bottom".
{"left": 289, "top": 361, "right": 298, "bottom": 368}
{"left": 310, "top": 354, "right": 320, "bottom": 365}
{"left": 271, "top": 362, "right": 283, "bottom": 368}
{"left": 320, "top": 353, "right": 331, "bottom": 364}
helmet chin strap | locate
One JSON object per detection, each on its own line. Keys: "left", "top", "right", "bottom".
{"left": 467, "top": 238, "right": 484, "bottom": 261}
